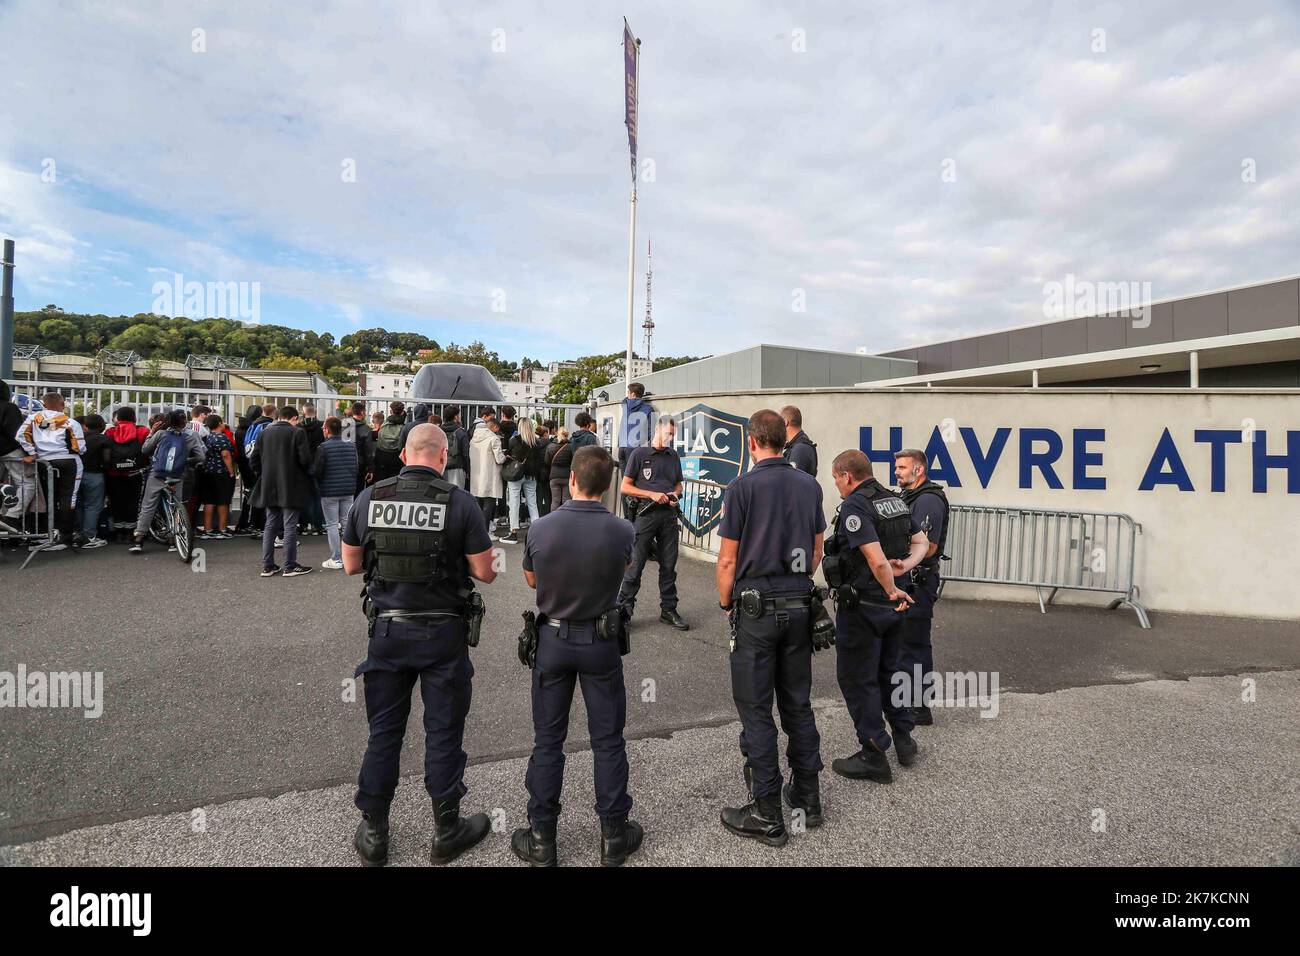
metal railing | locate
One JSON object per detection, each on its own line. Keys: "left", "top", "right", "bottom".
{"left": 0, "top": 460, "right": 61, "bottom": 569}
{"left": 676, "top": 477, "right": 727, "bottom": 555}
{"left": 943, "top": 505, "right": 1150, "bottom": 627}
{"left": 2, "top": 379, "right": 586, "bottom": 432}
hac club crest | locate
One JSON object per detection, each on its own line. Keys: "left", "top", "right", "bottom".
{"left": 671, "top": 404, "right": 750, "bottom": 536}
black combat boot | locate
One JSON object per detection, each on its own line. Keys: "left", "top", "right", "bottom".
{"left": 832, "top": 744, "right": 893, "bottom": 784}
{"left": 912, "top": 705, "right": 934, "bottom": 726}
{"left": 781, "top": 772, "right": 824, "bottom": 828}
{"left": 353, "top": 809, "right": 389, "bottom": 867}
{"left": 510, "top": 821, "right": 557, "bottom": 867}
{"left": 429, "top": 798, "right": 490, "bottom": 865}
{"left": 720, "top": 794, "right": 788, "bottom": 847}
{"left": 659, "top": 609, "right": 690, "bottom": 631}
{"left": 600, "top": 817, "right": 645, "bottom": 867}
{"left": 894, "top": 729, "right": 918, "bottom": 767}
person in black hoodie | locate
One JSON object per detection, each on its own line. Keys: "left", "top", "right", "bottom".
{"left": 781, "top": 405, "right": 818, "bottom": 477}
{"left": 441, "top": 405, "right": 470, "bottom": 489}
{"left": 398, "top": 402, "right": 430, "bottom": 450}
{"left": 0, "top": 381, "right": 33, "bottom": 532}
{"left": 298, "top": 404, "right": 326, "bottom": 534}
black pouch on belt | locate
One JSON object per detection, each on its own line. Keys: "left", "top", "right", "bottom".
{"left": 739, "top": 588, "right": 764, "bottom": 620}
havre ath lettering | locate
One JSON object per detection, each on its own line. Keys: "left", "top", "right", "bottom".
{"left": 860, "top": 426, "right": 1300, "bottom": 494}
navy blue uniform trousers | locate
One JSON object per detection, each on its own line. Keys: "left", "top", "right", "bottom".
{"left": 618, "top": 505, "right": 679, "bottom": 614}
{"left": 730, "top": 606, "right": 823, "bottom": 798}
{"left": 898, "top": 574, "right": 940, "bottom": 703}
{"left": 835, "top": 600, "right": 914, "bottom": 752}
{"left": 354, "top": 617, "right": 473, "bottom": 813}
{"left": 525, "top": 621, "right": 632, "bottom": 826}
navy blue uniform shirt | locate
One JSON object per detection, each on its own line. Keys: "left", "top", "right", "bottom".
{"left": 523, "top": 499, "right": 635, "bottom": 620}
{"left": 782, "top": 431, "right": 818, "bottom": 477}
{"left": 719, "top": 457, "right": 826, "bottom": 585}
{"left": 343, "top": 465, "right": 492, "bottom": 613}
{"left": 908, "top": 490, "right": 947, "bottom": 568}
{"left": 838, "top": 486, "right": 922, "bottom": 588}
{"left": 625, "top": 443, "right": 683, "bottom": 495}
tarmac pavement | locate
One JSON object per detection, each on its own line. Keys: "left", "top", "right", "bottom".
{"left": 1, "top": 529, "right": 1297, "bottom": 865}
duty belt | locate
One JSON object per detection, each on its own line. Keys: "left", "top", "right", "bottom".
{"left": 374, "top": 609, "right": 463, "bottom": 625}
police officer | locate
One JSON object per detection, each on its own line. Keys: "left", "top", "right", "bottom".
{"left": 511, "top": 445, "right": 644, "bottom": 867}
{"left": 342, "top": 423, "right": 498, "bottom": 866}
{"left": 893, "top": 448, "right": 949, "bottom": 726}
{"left": 617, "top": 414, "right": 689, "bottom": 631}
{"left": 822, "top": 450, "right": 929, "bottom": 784}
{"left": 716, "top": 409, "right": 829, "bottom": 846}
{"left": 780, "top": 405, "right": 818, "bottom": 477}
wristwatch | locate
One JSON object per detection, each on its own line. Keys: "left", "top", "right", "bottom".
{"left": 719, "top": 601, "right": 733, "bottom": 612}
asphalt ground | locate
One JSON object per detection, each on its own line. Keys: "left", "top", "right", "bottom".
{"left": 1, "top": 529, "right": 1297, "bottom": 864}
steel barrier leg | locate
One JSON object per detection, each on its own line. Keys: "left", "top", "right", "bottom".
{"left": 1035, "top": 586, "right": 1048, "bottom": 614}
{"left": 1106, "top": 595, "right": 1152, "bottom": 629}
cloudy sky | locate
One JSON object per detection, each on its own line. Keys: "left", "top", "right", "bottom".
{"left": 1, "top": 0, "right": 1297, "bottom": 362}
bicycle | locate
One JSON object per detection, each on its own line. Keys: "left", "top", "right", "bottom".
{"left": 148, "top": 477, "right": 195, "bottom": 564}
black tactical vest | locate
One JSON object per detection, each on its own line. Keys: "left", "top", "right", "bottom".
{"left": 900, "top": 479, "right": 950, "bottom": 569}
{"left": 832, "top": 478, "right": 914, "bottom": 599}
{"left": 362, "top": 473, "right": 470, "bottom": 604}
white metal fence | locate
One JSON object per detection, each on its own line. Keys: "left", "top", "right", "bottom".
{"left": 943, "top": 505, "right": 1149, "bottom": 627}
{"left": 2, "top": 379, "right": 586, "bottom": 432}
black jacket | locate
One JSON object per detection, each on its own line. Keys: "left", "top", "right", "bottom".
{"left": 250, "top": 422, "right": 314, "bottom": 511}
{"left": 0, "top": 382, "right": 21, "bottom": 457}
{"left": 299, "top": 417, "right": 325, "bottom": 454}
{"left": 783, "top": 430, "right": 818, "bottom": 477}
{"left": 442, "top": 421, "right": 469, "bottom": 471}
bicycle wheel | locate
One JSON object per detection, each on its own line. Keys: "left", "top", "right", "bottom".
{"left": 172, "top": 497, "right": 194, "bottom": 564}
{"left": 150, "top": 506, "right": 171, "bottom": 545}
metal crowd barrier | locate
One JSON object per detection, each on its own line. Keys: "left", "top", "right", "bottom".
{"left": 0, "top": 459, "right": 62, "bottom": 569}
{"left": 676, "top": 477, "right": 727, "bottom": 556}
{"left": 943, "top": 505, "right": 1150, "bottom": 628}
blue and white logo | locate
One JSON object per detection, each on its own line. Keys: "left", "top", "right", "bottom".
{"left": 672, "top": 404, "right": 749, "bottom": 536}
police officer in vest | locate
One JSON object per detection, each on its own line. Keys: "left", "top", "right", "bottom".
{"left": 780, "top": 405, "right": 818, "bottom": 477}
{"left": 511, "top": 445, "right": 644, "bottom": 867}
{"left": 822, "top": 450, "right": 929, "bottom": 783}
{"left": 716, "top": 410, "right": 832, "bottom": 846}
{"left": 617, "top": 414, "right": 689, "bottom": 631}
{"left": 893, "top": 448, "right": 949, "bottom": 726}
{"left": 342, "top": 423, "right": 498, "bottom": 866}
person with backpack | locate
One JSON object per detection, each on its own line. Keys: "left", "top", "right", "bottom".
{"left": 75, "top": 414, "right": 111, "bottom": 548}
{"left": 348, "top": 401, "right": 375, "bottom": 494}
{"left": 235, "top": 403, "right": 275, "bottom": 536}
{"left": 546, "top": 427, "right": 570, "bottom": 510}
{"left": 14, "top": 392, "right": 86, "bottom": 552}
{"left": 440, "top": 406, "right": 470, "bottom": 490}
{"left": 129, "top": 409, "right": 205, "bottom": 554}
{"left": 499, "top": 418, "right": 540, "bottom": 545}
{"left": 372, "top": 401, "right": 406, "bottom": 484}
{"left": 198, "top": 413, "right": 238, "bottom": 540}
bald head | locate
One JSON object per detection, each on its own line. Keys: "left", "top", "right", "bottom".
{"left": 401, "top": 422, "right": 448, "bottom": 470}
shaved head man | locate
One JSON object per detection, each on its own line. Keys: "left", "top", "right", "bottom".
{"left": 401, "top": 422, "right": 448, "bottom": 470}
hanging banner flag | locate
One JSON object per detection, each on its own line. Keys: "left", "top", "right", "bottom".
{"left": 623, "top": 18, "right": 639, "bottom": 180}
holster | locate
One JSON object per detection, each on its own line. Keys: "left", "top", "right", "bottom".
{"left": 518, "top": 610, "right": 539, "bottom": 669}
{"left": 464, "top": 590, "right": 485, "bottom": 648}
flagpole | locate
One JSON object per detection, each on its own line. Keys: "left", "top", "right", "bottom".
{"left": 624, "top": 37, "right": 640, "bottom": 390}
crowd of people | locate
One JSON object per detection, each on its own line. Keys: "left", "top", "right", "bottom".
{"left": 0, "top": 383, "right": 608, "bottom": 577}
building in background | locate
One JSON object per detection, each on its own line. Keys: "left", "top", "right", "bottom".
{"left": 871, "top": 275, "right": 1300, "bottom": 388}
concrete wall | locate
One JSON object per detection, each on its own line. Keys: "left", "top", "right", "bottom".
{"left": 599, "top": 387, "right": 1300, "bottom": 620}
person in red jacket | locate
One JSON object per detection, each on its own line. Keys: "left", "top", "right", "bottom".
{"left": 104, "top": 407, "right": 151, "bottom": 536}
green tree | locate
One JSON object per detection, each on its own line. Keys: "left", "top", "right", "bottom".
{"left": 546, "top": 353, "right": 624, "bottom": 405}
